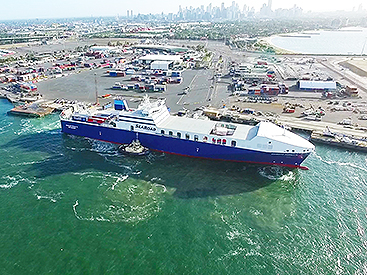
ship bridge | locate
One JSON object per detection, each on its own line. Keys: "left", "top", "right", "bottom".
{"left": 135, "top": 96, "right": 170, "bottom": 125}
{"left": 116, "top": 96, "right": 170, "bottom": 132}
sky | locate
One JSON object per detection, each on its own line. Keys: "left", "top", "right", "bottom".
{"left": 0, "top": 0, "right": 365, "bottom": 21}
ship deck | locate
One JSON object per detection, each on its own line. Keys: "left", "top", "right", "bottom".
{"left": 158, "top": 116, "right": 254, "bottom": 139}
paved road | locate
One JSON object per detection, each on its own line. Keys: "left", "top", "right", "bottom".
{"left": 178, "top": 69, "right": 212, "bottom": 106}
{"left": 322, "top": 59, "right": 367, "bottom": 96}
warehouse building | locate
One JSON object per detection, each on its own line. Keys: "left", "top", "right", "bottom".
{"left": 138, "top": 55, "right": 183, "bottom": 71}
{"left": 150, "top": 60, "right": 173, "bottom": 70}
{"left": 297, "top": 80, "right": 337, "bottom": 91}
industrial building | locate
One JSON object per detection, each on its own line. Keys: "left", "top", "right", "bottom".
{"left": 297, "top": 80, "right": 337, "bottom": 91}
{"left": 138, "top": 55, "right": 182, "bottom": 70}
{"left": 150, "top": 60, "right": 173, "bottom": 70}
{"left": 133, "top": 44, "right": 188, "bottom": 53}
{"left": 90, "top": 46, "right": 119, "bottom": 54}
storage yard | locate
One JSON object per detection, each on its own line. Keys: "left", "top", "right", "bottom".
{"left": 1, "top": 38, "right": 367, "bottom": 150}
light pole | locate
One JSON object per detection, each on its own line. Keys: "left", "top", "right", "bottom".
{"left": 94, "top": 72, "right": 99, "bottom": 105}
{"left": 361, "top": 37, "right": 367, "bottom": 58}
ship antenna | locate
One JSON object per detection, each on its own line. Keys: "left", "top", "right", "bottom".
{"left": 94, "top": 73, "right": 99, "bottom": 106}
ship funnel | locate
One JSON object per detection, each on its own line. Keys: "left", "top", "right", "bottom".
{"left": 114, "top": 99, "right": 129, "bottom": 110}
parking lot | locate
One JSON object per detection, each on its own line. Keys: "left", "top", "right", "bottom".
{"left": 36, "top": 66, "right": 222, "bottom": 113}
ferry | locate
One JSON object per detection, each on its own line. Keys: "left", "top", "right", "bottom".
{"left": 60, "top": 96, "right": 314, "bottom": 169}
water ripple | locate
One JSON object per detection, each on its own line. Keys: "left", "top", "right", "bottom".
{"left": 0, "top": 174, "right": 36, "bottom": 189}
{"left": 258, "top": 166, "right": 295, "bottom": 181}
{"left": 13, "top": 117, "right": 60, "bottom": 136}
{"left": 34, "top": 189, "right": 64, "bottom": 203}
{"left": 313, "top": 151, "right": 367, "bottom": 172}
{"left": 71, "top": 175, "right": 173, "bottom": 224}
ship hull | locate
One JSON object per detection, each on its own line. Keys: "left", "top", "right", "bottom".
{"left": 61, "top": 119, "right": 310, "bottom": 169}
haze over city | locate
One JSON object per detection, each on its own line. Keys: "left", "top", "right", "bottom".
{"left": 0, "top": 0, "right": 365, "bottom": 20}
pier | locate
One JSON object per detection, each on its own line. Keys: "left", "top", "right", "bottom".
{"left": 310, "top": 131, "right": 367, "bottom": 152}
{"left": 9, "top": 104, "right": 55, "bottom": 117}
{"left": 276, "top": 115, "right": 367, "bottom": 137}
{"left": 203, "top": 107, "right": 367, "bottom": 151}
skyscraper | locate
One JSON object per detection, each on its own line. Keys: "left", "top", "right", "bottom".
{"left": 207, "top": 3, "right": 212, "bottom": 15}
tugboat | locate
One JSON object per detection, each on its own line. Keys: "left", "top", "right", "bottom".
{"left": 119, "top": 139, "right": 149, "bottom": 156}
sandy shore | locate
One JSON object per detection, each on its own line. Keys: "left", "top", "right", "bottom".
{"left": 260, "top": 36, "right": 299, "bottom": 54}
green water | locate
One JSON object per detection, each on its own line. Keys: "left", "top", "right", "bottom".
{"left": 1, "top": 99, "right": 367, "bottom": 274}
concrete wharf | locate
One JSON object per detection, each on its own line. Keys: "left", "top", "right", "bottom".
{"left": 277, "top": 115, "right": 367, "bottom": 138}
{"left": 9, "top": 104, "right": 55, "bottom": 117}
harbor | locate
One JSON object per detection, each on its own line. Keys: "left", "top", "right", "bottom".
{"left": 1, "top": 38, "right": 367, "bottom": 152}
{"left": 1, "top": 6, "right": 367, "bottom": 275}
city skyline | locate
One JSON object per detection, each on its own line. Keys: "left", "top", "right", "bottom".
{"left": 0, "top": 0, "right": 365, "bottom": 20}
